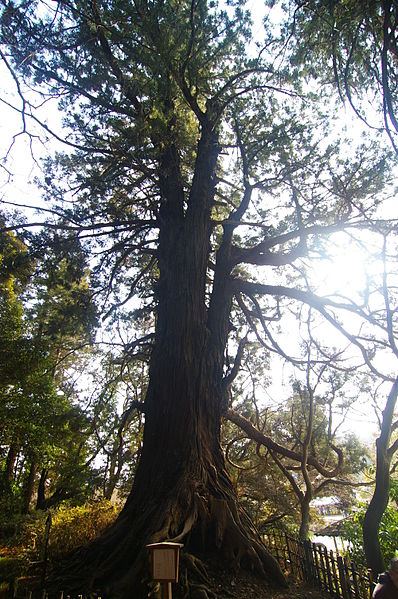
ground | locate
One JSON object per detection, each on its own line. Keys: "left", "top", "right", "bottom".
{"left": 4, "top": 565, "right": 332, "bottom": 599}
{"left": 202, "top": 572, "right": 330, "bottom": 599}
{"left": 2, "top": 553, "right": 331, "bottom": 599}
{"left": 174, "top": 555, "right": 331, "bottom": 599}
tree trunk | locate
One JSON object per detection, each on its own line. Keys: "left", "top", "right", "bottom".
{"left": 299, "top": 498, "right": 311, "bottom": 541}
{"left": 363, "top": 439, "right": 390, "bottom": 577}
{"left": 49, "top": 122, "right": 286, "bottom": 598}
{"left": 23, "top": 459, "right": 37, "bottom": 514}
{"left": 104, "top": 443, "right": 123, "bottom": 500}
{"left": 53, "top": 325, "right": 286, "bottom": 594}
{"left": 363, "top": 378, "right": 398, "bottom": 578}
{"left": 4, "top": 442, "right": 19, "bottom": 489}
{"left": 36, "top": 468, "right": 48, "bottom": 510}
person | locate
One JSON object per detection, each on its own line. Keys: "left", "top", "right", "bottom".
{"left": 372, "top": 557, "right": 398, "bottom": 598}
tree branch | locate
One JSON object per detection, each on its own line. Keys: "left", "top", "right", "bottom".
{"left": 226, "top": 408, "right": 342, "bottom": 478}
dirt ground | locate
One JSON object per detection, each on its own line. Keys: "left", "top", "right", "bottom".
{"left": 11, "top": 576, "right": 331, "bottom": 599}
{"left": 10, "top": 558, "right": 332, "bottom": 599}
{"left": 220, "top": 578, "right": 331, "bottom": 599}
{"left": 9, "top": 578, "right": 330, "bottom": 599}
{"left": 203, "top": 577, "right": 331, "bottom": 599}
{"left": 198, "top": 557, "right": 331, "bottom": 599}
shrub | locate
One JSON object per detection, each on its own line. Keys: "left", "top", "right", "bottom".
{"left": 0, "top": 499, "right": 120, "bottom": 578}
{"left": 0, "top": 557, "right": 27, "bottom": 583}
{"left": 0, "top": 510, "right": 47, "bottom": 569}
{"left": 44, "top": 500, "right": 119, "bottom": 561}
{"left": 341, "top": 502, "right": 398, "bottom": 568}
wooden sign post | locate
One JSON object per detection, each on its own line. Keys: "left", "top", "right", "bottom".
{"left": 146, "top": 542, "right": 183, "bottom": 599}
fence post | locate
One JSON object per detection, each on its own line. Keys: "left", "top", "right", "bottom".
{"left": 263, "top": 529, "right": 372, "bottom": 599}
{"left": 330, "top": 551, "right": 342, "bottom": 598}
{"left": 41, "top": 513, "right": 52, "bottom": 589}
{"left": 323, "top": 547, "right": 334, "bottom": 596}
{"left": 303, "top": 540, "right": 314, "bottom": 583}
{"left": 285, "top": 533, "right": 294, "bottom": 577}
{"left": 312, "top": 543, "right": 324, "bottom": 590}
{"left": 337, "top": 555, "right": 349, "bottom": 599}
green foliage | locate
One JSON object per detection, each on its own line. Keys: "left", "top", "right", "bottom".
{"left": 341, "top": 500, "right": 398, "bottom": 568}
{"left": 46, "top": 501, "right": 119, "bottom": 560}
{"left": 225, "top": 369, "right": 369, "bottom": 537}
{"left": 0, "top": 218, "right": 100, "bottom": 513}
{"left": 0, "top": 510, "right": 46, "bottom": 582}
{"left": 284, "top": 0, "right": 398, "bottom": 148}
{"left": 0, "top": 501, "right": 120, "bottom": 581}
{"left": 389, "top": 478, "right": 398, "bottom": 506}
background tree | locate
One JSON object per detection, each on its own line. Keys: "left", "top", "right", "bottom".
{"left": 88, "top": 352, "right": 146, "bottom": 500}
{"left": 341, "top": 489, "right": 398, "bottom": 570}
{"left": 356, "top": 232, "right": 398, "bottom": 577}
{"left": 226, "top": 353, "right": 369, "bottom": 540}
{"left": 0, "top": 217, "right": 99, "bottom": 513}
{"left": 0, "top": 221, "right": 56, "bottom": 510}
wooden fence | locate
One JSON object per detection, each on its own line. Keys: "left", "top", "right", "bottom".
{"left": 263, "top": 529, "right": 375, "bottom": 599}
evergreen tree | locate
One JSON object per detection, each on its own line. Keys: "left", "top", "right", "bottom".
{"left": 0, "top": 218, "right": 99, "bottom": 512}
{"left": 287, "top": 0, "right": 398, "bottom": 150}
{"left": 0, "top": 1, "right": 396, "bottom": 596}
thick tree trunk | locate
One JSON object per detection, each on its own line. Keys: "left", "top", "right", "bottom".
{"left": 54, "top": 320, "right": 285, "bottom": 595}
{"left": 72, "top": 370, "right": 286, "bottom": 597}
{"left": 50, "top": 123, "right": 286, "bottom": 598}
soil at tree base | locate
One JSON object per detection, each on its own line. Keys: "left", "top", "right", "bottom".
{"left": 202, "top": 558, "right": 331, "bottom": 599}
{"left": 13, "top": 559, "right": 331, "bottom": 599}
{"left": 10, "top": 577, "right": 332, "bottom": 599}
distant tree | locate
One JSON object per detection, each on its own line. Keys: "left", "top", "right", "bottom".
{"left": 342, "top": 495, "right": 398, "bottom": 570}
{"left": 0, "top": 222, "right": 56, "bottom": 509}
{"left": 362, "top": 379, "right": 398, "bottom": 574}
{"left": 88, "top": 354, "right": 146, "bottom": 500}
{"left": 226, "top": 356, "right": 369, "bottom": 540}
{"left": 351, "top": 232, "right": 398, "bottom": 577}
{"left": 0, "top": 218, "right": 98, "bottom": 513}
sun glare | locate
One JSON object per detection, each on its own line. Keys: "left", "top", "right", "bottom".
{"left": 310, "top": 233, "right": 381, "bottom": 300}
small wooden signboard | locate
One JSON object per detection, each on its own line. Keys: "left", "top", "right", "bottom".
{"left": 146, "top": 542, "right": 183, "bottom": 583}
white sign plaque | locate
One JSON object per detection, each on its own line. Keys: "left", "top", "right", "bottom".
{"left": 146, "top": 542, "right": 183, "bottom": 583}
{"left": 153, "top": 548, "right": 176, "bottom": 580}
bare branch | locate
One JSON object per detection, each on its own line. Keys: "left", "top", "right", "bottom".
{"left": 226, "top": 408, "right": 342, "bottom": 478}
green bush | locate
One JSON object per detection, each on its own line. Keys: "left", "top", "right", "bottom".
{"left": 0, "top": 510, "right": 47, "bottom": 566}
{"left": 0, "top": 556, "right": 27, "bottom": 583}
{"left": 45, "top": 500, "right": 119, "bottom": 560}
{"left": 341, "top": 502, "right": 398, "bottom": 568}
{"left": 0, "top": 499, "right": 120, "bottom": 575}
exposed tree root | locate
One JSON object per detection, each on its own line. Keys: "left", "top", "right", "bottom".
{"left": 46, "top": 468, "right": 286, "bottom": 598}
{"left": 181, "top": 552, "right": 209, "bottom": 582}
{"left": 188, "top": 583, "right": 218, "bottom": 599}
